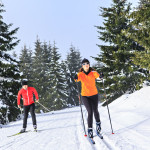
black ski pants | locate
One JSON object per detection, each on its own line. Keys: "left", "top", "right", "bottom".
{"left": 82, "top": 94, "right": 100, "bottom": 128}
{"left": 23, "top": 103, "right": 37, "bottom": 128}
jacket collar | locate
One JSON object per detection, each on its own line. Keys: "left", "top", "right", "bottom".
{"left": 83, "top": 69, "right": 91, "bottom": 75}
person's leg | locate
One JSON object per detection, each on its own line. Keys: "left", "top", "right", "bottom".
{"left": 90, "top": 94, "right": 101, "bottom": 133}
{"left": 82, "top": 96, "right": 93, "bottom": 128}
{"left": 90, "top": 94, "right": 100, "bottom": 123}
{"left": 82, "top": 96, "right": 94, "bottom": 138}
{"left": 30, "top": 103, "right": 37, "bottom": 129}
{"left": 23, "top": 105, "right": 30, "bottom": 129}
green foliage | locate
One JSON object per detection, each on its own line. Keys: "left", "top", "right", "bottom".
{"left": 94, "top": 0, "right": 145, "bottom": 105}
{"left": 64, "top": 45, "right": 82, "bottom": 106}
{"left": 19, "top": 45, "right": 33, "bottom": 80}
{"left": 124, "top": 0, "right": 150, "bottom": 76}
{"left": 48, "top": 42, "right": 68, "bottom": 110}
{"left": 0, "top": 3, "right": 21, "bottom": 124}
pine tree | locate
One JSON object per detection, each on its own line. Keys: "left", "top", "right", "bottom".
{"left": 12, "top": 51, "right": 17, "bottom": 58}
{"left": 0, "top": 3, "right": 21, "bottom": 124}
{"left": 31, "top": 38, "right": 48, "bottom": 112}
{"left": 19, "top": 45, "right": 33, "bottom": 80}
{"left": 94, "top": 0, "right": 144, "bottom": 105}
{"left": 65, "top": 45, "right": 82, "bottom": 106}
{"left": 124, "top": 0, "right": 150, "bottom": 77}
{"left": 36, "top": 41, "right": 52, "bottom": 112}
{"left": 48, "top": 42, "right": 67, "bottom": 110}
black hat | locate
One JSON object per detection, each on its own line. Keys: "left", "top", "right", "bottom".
{"left": 82, "top": 58, "right": 90, "bottom": 64}
{"left": 22, "top": 80, "right": 28, "bottom": 86}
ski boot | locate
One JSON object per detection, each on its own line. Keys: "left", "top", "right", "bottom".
{"left": 20, "top": 128, "right": 26, "bottom": 133}
{"left": 33, "top": 125, "right": 37, "bottom": 132}
{"left": 96, "top": 122, "right": 101, "bottom": 134}
{"left": 88, "top": 128, "right": 93, "bottom": 138}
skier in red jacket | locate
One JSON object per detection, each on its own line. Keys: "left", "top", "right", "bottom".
{"left": 17, "top": 80, "right": 39, "bottom": 133}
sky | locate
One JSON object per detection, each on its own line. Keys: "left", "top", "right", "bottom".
{"left": 2, "top": 0, "right": 139, "bottom": 64}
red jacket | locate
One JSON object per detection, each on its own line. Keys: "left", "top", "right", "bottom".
{"left": 17, "top": 87, "right": 39, "bottom": 106}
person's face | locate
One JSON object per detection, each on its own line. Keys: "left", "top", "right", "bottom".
{"left": 82, "top": 62, "right": 90, "bottom": 71}
{"left": 23, "top": 85, "right": 28, "bottom": 90}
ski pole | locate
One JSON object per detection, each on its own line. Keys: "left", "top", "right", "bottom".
{"left": 20, "top": 108, "right": 23, "bottom": 119}
{"left": 20, "top": 108, "right": 22, "bottom": 115}
{"left": 37, "top": 101, "right": 51, "bottom": 112}
{"left": 102, "top": 79, "right": 114, "bottom": 134}
{"left": 76, "top": 81, "right": 87, "bottom": 137}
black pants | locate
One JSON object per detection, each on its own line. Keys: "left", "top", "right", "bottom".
{"left": 23, "top": 103, "right": 37, "bottom": 128}
{"left": 82, "top": 94, "right": 100, "bottom": 128}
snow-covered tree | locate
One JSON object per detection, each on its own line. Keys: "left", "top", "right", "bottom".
{"left": 19, "top": 45, "right": 33, "bottom": 80}
{"left": 48, "top": 42, "right": 68, "bottom": 110}
{"left": 94, "top": 0, "right": 144, "bottom": 105}
{"left": 0, "top": 3, "right": 21, "bottom": 124}
{"left": 64, "top": 45, "right": 82, "bottom": 106}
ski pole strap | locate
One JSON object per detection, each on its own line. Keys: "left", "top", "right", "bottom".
{"left": 37, "top": 102, "right": 51, "bottom": 112}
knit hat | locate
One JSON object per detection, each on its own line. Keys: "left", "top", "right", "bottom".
{"left": 82, "top": 58, "right": 90, "bottom": 64}
{"left": 22, "top": 80, "right": 28, "bottom": 86}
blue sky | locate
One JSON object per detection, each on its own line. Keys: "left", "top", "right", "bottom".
{"left": 2, "top": 0, "right": 139, "bottom": 64}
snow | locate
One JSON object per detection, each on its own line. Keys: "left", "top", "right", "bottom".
{"left": 0, "top": 101, "right": 6, "bottom": 108}
{"left": 1, "top": 86, "right": 150, "bottom": 150}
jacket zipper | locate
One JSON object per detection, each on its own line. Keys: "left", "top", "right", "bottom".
{"left": 27, "top": 88, "right": 29, "bottom": 105}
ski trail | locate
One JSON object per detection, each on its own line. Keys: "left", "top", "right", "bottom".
{"left": 0, "top": 108, "right": 83, "bottom": 150}
{"left": 76, "top": 108, "right": 97, "bottom": 150}
{"left": 100, "top": 105, "right": 150, "bottom": 150}
{"left": 82, "top": 106, "right": 117, "bottom": 150}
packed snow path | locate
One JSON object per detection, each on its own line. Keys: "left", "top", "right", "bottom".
{"left": 1, "top": 86, "right": 150, "bottom": 150}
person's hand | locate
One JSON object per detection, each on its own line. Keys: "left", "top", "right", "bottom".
{"left": 18, "top": 105, "right": 21, "bottom": 109}
{"left": 36, "top": 99, "right": 39, "bottom": 103}
{"left": 100, "top": 72, "right": 104, "bottom": 78}
{"left": 74, "top": 74, "right": 78, "bottom": 80}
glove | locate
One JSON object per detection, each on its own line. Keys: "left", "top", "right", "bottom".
{"left": 74, "top": 74, "right": 78, "bottom": 80}
{"left": 100, "top": 72, "right": 104, "bottom": 78}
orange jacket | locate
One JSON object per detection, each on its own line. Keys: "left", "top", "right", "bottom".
{"left": 76, "top": 71, "right": 100, "bottom": 96}
{"left": 17, "top": 87, "right": 39, "bottom": 106}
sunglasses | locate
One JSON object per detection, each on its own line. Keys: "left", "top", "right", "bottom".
{"left": 82, "top": 62, "right": 89, "bottom": 65}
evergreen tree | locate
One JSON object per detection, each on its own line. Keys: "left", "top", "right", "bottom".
{"left": 31, "top": 39, "right": 47, "bottom": 112}
{"left": 0, "top": 3, "right": 21, "bottom": 124}
{"left": 12, "top": 51, "right": 17, "bottom": 58}
{"left": 94, "top": 0, "right": 144, "bottom": 105}
{"left": 124, "top": 0, "right": 150, "bottom": 76}
{"left": 65, "top": 45, "right": 82, "bottom": 106}
{"left": 48, "top": 42, "right": 67, "bottom": 110}
{"left": 19, "top": 45, "right": 33, "bottom": 80}
{"left": 36, "top": 42, "right": 52, "bottom": 112}
{"left": 60, "top": 60, "right": 70, "bottom": 106}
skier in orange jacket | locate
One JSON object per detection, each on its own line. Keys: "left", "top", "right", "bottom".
{"left": 74, "top": 58, "right": 104, "bottom": 138}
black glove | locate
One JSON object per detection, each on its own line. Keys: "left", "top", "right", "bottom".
{"left": 74, "top": 74, "right": 78, "bottom": 80}
{"left": 99, "top": 72, "right": 104, "bottom": 78}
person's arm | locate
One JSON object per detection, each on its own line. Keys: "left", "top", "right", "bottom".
{"left": 17, "top": 90, "right": 22, "bottom": 108}
{"left": 32, "top": 87, "right": 39, "bottom": 102}
{"left": 94, "top": 71, "right": 104, "bottom": 80}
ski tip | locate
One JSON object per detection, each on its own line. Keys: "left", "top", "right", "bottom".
{"left": 112, "top": 133, "right": 115, "bottom": 134}
{"left": 84, "top": 134, "right": 87, "bottom": 137}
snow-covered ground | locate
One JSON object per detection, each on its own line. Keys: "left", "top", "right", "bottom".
{"left": 0, "top": 86, "right": 150, "bottom": 150}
